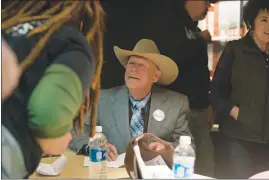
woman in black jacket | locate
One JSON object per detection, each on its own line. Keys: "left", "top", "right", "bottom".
{"left": 2, "top": 1, "right": 104, "bottom": 178}
{"left": 210, "top": 0, "right": 269, "bottom": 178}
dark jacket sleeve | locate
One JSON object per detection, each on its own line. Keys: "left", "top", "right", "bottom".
{"left": 209, "top": 42, "right": 235, "bottom": 122}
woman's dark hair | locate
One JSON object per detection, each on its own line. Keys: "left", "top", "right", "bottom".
{"left": 243, "top": 0, "right": 269, "bottom": 30}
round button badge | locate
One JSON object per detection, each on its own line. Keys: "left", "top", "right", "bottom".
{"left": 153, "top": 109, "right": 165, "bottom": 122}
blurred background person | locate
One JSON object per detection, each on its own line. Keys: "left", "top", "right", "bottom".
{"left": 1, "top": 1, "right": 104, "bottom": 178}
{"left": 210, "top": 0, "right": 269, "bottom": 178}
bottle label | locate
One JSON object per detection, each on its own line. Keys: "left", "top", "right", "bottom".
{"left": 173, "top": 157, "right": 195, "bottom": 178}
{"left": 89, "top": 148, "right": 106, "bottom": 162}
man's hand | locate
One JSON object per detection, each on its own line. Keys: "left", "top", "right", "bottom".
{"left": 199, "top": 30, "right": 212, "bottom": 42}
{"left": 149, "top": 142, "right": 165, "bottom": 151}
{"left": 230, "top": 106, "right": 240, "bottom": 120}
{"left": 106, "top": 143, "right": 118, "bottom": 161}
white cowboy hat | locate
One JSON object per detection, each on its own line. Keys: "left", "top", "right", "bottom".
{"left": 113, "top": 39, "right": 179, "bottom": 85}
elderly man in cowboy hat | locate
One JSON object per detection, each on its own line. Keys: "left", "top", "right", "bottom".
{"left": 69, "top": 39, "right": 193, "bottom": 161}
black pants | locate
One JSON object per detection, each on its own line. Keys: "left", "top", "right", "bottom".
{"left": 188, "top": 110, "right": 214, "bottom": 177}
{"left": 215, "top": 133, "right": 269, "bottom": 178}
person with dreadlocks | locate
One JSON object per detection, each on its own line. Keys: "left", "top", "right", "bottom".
{"left": 2, "top": 1, "right": 104, "bottom": 178}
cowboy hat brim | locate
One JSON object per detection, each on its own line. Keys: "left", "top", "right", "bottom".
{"left": 114, "top": 46, "right": 179, "bottom": 85}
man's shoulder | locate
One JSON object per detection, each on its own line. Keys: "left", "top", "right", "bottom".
{"left": 152, "top": 86, "right": 188, "bottom": 101}
{"left": 99, "top": 85, "right": 127, "bottom": 100}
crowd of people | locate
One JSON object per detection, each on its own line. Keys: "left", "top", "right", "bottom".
{"left": 1, "top": 0, "right": 269, "bottom": 179}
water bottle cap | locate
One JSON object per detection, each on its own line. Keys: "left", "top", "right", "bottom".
{"left": 179, "top": 136, "right": 191, "bottom": 145}
{"left": 95, "top": 126, "right": 103, "bottom": 133}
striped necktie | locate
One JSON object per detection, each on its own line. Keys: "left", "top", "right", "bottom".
{"left": 129, "top": 93, "right": 151, "bottom": 137}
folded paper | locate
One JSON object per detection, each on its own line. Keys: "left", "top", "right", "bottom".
{"left": 36, "top": 155, "right": 67, "bottom": 176}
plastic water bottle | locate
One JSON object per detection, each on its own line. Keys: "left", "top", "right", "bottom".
{"left": 173, "top": 136, "right": 195, "bottom": 179}
{"left": 88, "top": 126, "right": 107, "bottom": 179}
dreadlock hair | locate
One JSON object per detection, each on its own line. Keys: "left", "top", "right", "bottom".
{"left": 2, "top": 0, "right": 105, "bottom": 138}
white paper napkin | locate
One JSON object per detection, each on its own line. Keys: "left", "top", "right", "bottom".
{"left": 36, "top": 155, "right": 67, "bottom": 176}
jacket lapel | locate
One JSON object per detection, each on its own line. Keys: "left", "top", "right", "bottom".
{"left": 112, "top": 85, "right": 131, "bottom": 146}
{"left": 147, "top": 86, "right": 168, "bottom": 133}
